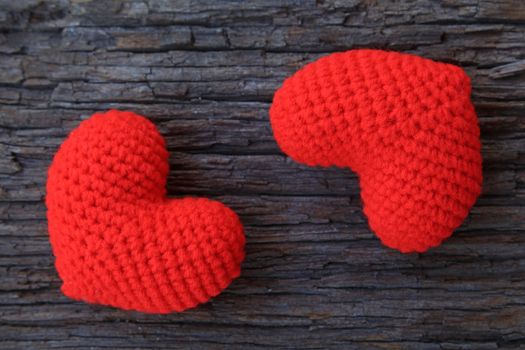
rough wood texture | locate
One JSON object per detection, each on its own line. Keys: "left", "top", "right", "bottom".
{"left": 0, "top": 1, "right": 524, "bottom": 349}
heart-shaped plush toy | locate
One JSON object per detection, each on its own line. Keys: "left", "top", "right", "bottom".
{"left": 270, "top": 49, "right": 482, "bottom": 253}
{"left": 46, "top": 110, "right": 245, "bottom": 313}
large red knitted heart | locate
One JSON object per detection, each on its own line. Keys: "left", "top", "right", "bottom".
{"left": 270, "top": 49, "right": 482, "bottom": 253}
{"left": 46, "top": 110, "right": 245, "bottom": 313}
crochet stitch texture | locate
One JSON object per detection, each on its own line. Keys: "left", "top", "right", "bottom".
{"left": 270, "top": 49, "right": 482, "bottom": 253}
{"left": 46, "top": 110, "right": 245, "bottom": 313}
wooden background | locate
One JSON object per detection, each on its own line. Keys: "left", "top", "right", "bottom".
{"left": 0, "top": 1, "right": 524, "bottom": 349}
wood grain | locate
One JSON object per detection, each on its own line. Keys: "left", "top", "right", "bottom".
{"left": 0, "top": 0, "right": 524, "bottom": 349}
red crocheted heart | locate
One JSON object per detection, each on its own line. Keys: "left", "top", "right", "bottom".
{"left": 270, "top": 49, "right": 482, "bottom": 253}
{"left": 46, "top": 110, "right": 245, "bottom": 313}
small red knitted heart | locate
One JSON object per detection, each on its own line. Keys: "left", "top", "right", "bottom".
{"left": 270, "top": 49, "right": 482, "bottom": 253}
{"left": 46, "top": 110, "right": 245, "bottom": 313}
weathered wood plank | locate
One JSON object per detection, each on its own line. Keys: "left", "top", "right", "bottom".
{"left": 0, "top": 0, "right": 524, "bottom": 349}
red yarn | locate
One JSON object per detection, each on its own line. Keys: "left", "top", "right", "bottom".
{"left": 270, "top": 49, "right": 482, "bottom": 253}
{"left": 46, "top": 110, "right": 245, "bottom": 313}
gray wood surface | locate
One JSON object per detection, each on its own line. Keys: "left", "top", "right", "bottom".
{"left": 0, "top": 0, "right": 524, "bottom": 349}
